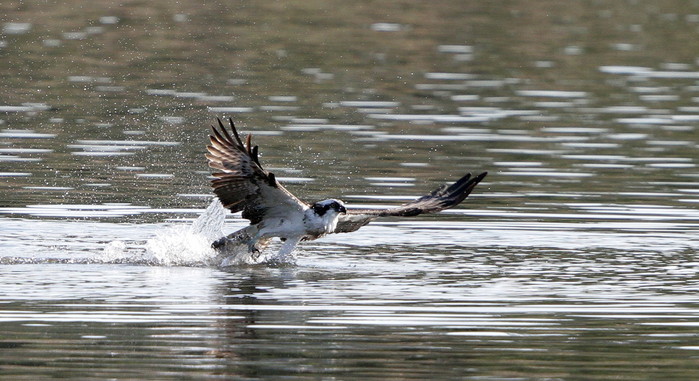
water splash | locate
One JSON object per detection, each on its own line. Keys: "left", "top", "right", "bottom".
{"left": 102, "top": 240, "right": 129, "bottom": 262}
{"left": 96, "top": 199, "right": 227, "bottom": 266}
{"left": 92, "top": 198, "right": 297, "bottom": 267}
{"left": 218, "top": 241, "right": 296, "bottom": 267}
{"left": 190, "top": 198, "right": 227, "bottom": 241}
{"left": 143, "top": 226, "right": 218, "bottom": 266}
{"left": 190, "top": 199, "right": 297, "bottom": 267}
{"left": 137, "top": 198, "right": 298, "bottom": 267}
{"left": 143, "top": 199, "right": 226, "bottom": 266}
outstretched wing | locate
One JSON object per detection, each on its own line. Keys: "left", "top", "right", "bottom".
{"left": 334, "top": 171, "right": 487, "bottom": 233}
{"left": 206, "top": 118, "right": 308, "bottom": 224}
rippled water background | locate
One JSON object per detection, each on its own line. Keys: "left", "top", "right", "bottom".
{"left": 2, "top": 0, "right": 699, "bottom": 379}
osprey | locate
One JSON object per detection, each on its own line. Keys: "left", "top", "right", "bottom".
{"left": 206, "top": 118, "right": 487, "bottom": 262}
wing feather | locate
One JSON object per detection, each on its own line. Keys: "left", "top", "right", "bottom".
{"left": 206, "top": 118, "right": 308, "bottom": 224}
{"left": 334, "top": 172, "right": 487, "bottom": 233}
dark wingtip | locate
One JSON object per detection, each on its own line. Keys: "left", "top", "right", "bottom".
{"left": 222, "top": 117, "right": 243, "bottom": 147}
{"left": 438, "top": 170, "right": 488, "bottom": 207}
{"left": 267, "top": 172, "right": 277, "bottom": 188}
{"left": 444, "top": 172, "right": 474, "bottom": 194}
{"left": 460, "top": 171, "right": 487, "bottom": 192}
{"left": 459, "top": 171, "right": 487, "bottom": 189}
{"left": 251, "top": 145, "right": 261, "bottom": 166}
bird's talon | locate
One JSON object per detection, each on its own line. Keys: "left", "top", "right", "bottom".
{"left": 212, "top": 237, "right": 227, "bottom": 249}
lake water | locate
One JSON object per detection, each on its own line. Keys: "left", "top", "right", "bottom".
{"left": 2, "top": 0, "right": 699, "bottom": 379}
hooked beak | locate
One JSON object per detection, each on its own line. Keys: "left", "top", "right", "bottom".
{"left": 338, "top": 205, "right": 347, "bottom": 214}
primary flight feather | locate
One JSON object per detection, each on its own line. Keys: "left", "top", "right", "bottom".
{"left": 207, "top": 118, "right": 487, "bottom": 262}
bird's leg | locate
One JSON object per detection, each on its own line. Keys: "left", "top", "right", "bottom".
{"left": 211, "top": 225, "right": 259, "bottom": 251}
{"left": 248, "top": 241, "right": 261, "bottom": 254}
{"left": 211, "top": 236, "right": 228, "bottom": 249}
{"left": 250, "top": 246, "right": 261, "bottom": 261}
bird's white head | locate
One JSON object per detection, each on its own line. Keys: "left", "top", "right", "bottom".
{"left": 311, "top": 199, "right": 347, "bottom": 216}
{"left": 308, "top": 199, "right": 347, "bottom": 233}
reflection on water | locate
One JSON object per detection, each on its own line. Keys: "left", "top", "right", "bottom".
{"left": 2, "top": 0, "right": 699, "bottom": 379}
{"left": 3, "top": 257, "right": 699, "bottom": 379}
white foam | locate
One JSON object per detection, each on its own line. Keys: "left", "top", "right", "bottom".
{"left": 102, "top": 240, "right": 128, "bottom": 262}
{"left": 144, "top": 226, "right": 218, "bottom": 266}
{"left": 97, "top": 199, "right": 226, "bottom": 266}
{"left": 143, "top": 199, "right": 226, "bottom": 266}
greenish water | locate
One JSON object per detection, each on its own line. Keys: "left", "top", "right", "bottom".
{"left": 2, "top": 0, "right": 699, "bottom": 379}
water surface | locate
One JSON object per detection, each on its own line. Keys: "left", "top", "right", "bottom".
{"left": 2, "top": 0, "right": 699, "bottom": 379}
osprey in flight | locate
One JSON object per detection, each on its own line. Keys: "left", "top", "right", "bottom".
{"left": 206, "top": 118, "right": 487, "bottom": 262}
